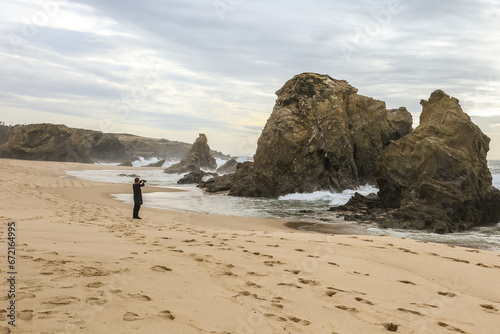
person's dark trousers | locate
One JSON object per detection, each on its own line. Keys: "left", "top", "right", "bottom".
{"left": 133, "top": 202, "right": 141, "bottom": 218}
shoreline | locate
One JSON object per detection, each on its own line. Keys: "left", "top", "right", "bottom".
{"left": 2, "top": 158, "right": 500, "bottom": 333}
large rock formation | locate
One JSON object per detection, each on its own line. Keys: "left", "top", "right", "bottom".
{"left": 374, "top": 90, "right": 500, "bottom": 232}
{"left": 225, "top": 73, "right": 412, "bottom": 198}
{"left": 0, "top": 123, "right": 130, "bottom": 163}
{"left": 164, "top": 134, "right": 217, "bottom": 174}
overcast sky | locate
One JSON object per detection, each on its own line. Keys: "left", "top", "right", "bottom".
{"left": 1, "top": 0, "right": 500, "bottom": 158}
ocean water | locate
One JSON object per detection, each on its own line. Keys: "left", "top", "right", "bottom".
{"left": 65, "top": 160, "right": 500, "bottom": 252}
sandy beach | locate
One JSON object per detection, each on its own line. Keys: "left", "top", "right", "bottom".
{"left": 1, "top": 158, "right": 500, "bottom": 334}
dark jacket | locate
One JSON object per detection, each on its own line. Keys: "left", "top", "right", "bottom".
{"left": 133, "top": 182, "right": 145, "bottom": 204}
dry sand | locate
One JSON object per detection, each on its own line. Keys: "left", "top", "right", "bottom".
{"left": 1, "top": 158, "right": 500, "bottom": 333}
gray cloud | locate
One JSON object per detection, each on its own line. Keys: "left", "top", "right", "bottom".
{"left": 1, "top": 0, "right": 499, "bottom": 157}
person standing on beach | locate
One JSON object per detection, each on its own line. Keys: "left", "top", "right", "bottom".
{"left": 133, "top": 177, "right": 146, "bottom": 219}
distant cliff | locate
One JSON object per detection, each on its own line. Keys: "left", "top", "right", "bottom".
{"left": 0, "top": 123, "right": 229, "bottom": 163}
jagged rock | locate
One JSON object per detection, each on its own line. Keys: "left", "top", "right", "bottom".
{"left": 216, "top": 158, "right": 238, "bottom": 174}
{"left": 177, "top": 171, "right": 218, "bottom": 185}
{"left": 199, "top": 173, "right": 235, "bottom": 192}
{"left": 227, "top": 73, "right": 412, "bottom": 198}
{"left": 374, "top": 90, "right": 500, "bottom": 232}
{"left": 118, "top": 161, "right": 133, "bottom": 167}
{"left": 144, "top": 159, "right": 166, "bottom": 167}
{"left": 164, "top": 134, "right": 217, "bottom": 174}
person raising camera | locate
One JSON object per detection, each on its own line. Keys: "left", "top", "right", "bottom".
{"left": 133, "top": 177, "right": 146, "bottom": 219}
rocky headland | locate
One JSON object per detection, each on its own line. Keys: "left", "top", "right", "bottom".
{"left": 0, "top": 123, "right": 229, "bottom": 164}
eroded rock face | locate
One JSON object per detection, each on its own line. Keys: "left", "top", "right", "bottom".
{"left": 374, "top": 90, "right": 500, "bottom": 232}
{"left": 216, "top": 158, "right": 238, "bottom": 174}
{"left": 164, "top": 134, "right": 217, "bottom": 174}
{"left": 228, "top": 73, "right": 412, "bottom": 197}
{"left": 199, "top": 173, "right": 234, "bottom": 192}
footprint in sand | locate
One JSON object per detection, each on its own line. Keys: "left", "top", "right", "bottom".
{"left": 16, "top": 292, "right": 36, "bottom": 301}
{"left": 328, "top": 262, "right": 339, "bottom": 267}
{"left": 159, "top": 310, "right": 175, "bottom": 320}
{"left": 284, "top": 269, "right": 301, "bottom": 275}
{"left": 128, "top": 294, "right": 151, "bottom": 301}
{"left": 86, "top": 297, "right": 107, "bottom": 305}
{"left": 123, "top": 312, "right": 143, "bottom": 321}
{"left": 410, "top": 302, "right": 438, "bottom": 309}
{"left": 80, "top": 267, "right": 108, "bottom": 277}
{"left": 443, "top": 257, "right": 469, "bottom": 264}
{"left": 298, "top": 278, "right": 320, "bottom": 286}
{"left": 398, "top": 280, "right": 416, "bottom": 285}
{"left": 398, "top": 308, "right": 423, "bottom": 316}
{"left": 398, "top": 247, "right": 418, "bottom": 254}
{"left": 480, "top": 304, "right": 498, "bottom": 312}
{"left": 287, "top": 316, "right": 311, "bottom": 326}
{"left": 43, "top": 296, "right": 80, "bottom": 306}
{"left": 278, "top": 283, "right": 302, "bottom": 289}
{"left": 325, "top": 290, "right": 337, "bottom": 297}
{"left": 349, "top": 271, "right": 370, "bottom": 277}
{"left": 38, "top": 310, "right": 58, "bottom": 319}
{"left": 87, "top": 282, "right": 104, "bottom": 288}
{"left": 264, "top": 260, "right": 285, "bottom": 267}
{"left": 335, "top": 305, "right": 357, "bottom": 312}
{"left": 246, "top": 281, "right": 261, "bottom": 288}
{"left": 151, "top": 265, "right": 172, "bottom": 272}
{"left": 438, "top": 292, "right": 456, "bottom": 297}
{"left": 18, "top": 310, "right": 34, "bottom": 321}
{"left": 437, "top": 321, "right": 466, "bottom": 333}
{"left": 355, "top": 297, "right": 374, "bottom": 305}
{"left": 382, "top": 323, "right": 398, "bottom": 332}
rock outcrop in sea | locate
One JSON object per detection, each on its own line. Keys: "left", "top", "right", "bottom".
{"left": 207, "top": 73, "right": 412, "bottom": 198}
{"left": 164, "top": 134, "right": 217, "bottom": 174}
{"left": 216, "top": 158, "right": 238, "bottom": 174}
{"left": 177, "top": 171, "right": 218, "bottom": 184}
{"left": 373, "top": 90, "right": 500, "bottom": 232}
{"left": 143, "top": 159, "right": 166, "bottom": 167}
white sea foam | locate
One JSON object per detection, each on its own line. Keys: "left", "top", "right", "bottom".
{"left": 279, "top": 184, "right": 378, "bottom": 206}
{"left": 131, "top": 157, "right": 180, "bottom": 167}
